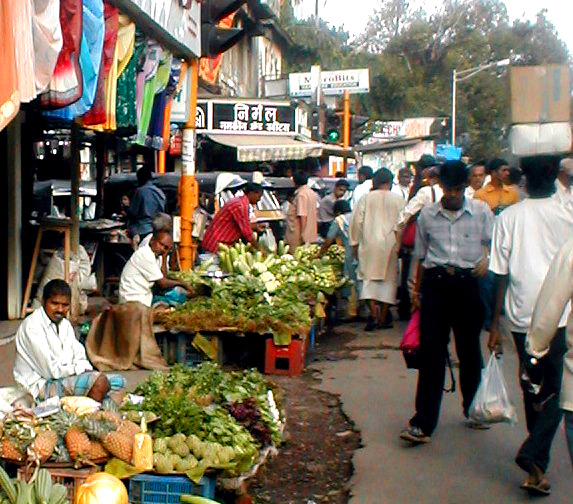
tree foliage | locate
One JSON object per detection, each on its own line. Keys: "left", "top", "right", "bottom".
{"left": 280, "top": 0, "right": 571, "bottom": 159}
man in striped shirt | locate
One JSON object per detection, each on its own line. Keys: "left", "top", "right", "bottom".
{"left": 202, "top": 183, "right": 263, "bottom": 253}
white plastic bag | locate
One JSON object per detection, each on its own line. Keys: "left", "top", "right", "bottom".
{"left": 469, "top": 354, "right": 517, "bottom": 424}
{"left": 259, "top": 228, "right": 277, "bottom": 253}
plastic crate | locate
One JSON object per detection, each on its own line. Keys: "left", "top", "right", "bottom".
{"left": 128, "top": 473, "right": 216, "bottom": 503}
{"left": 175, "top": 333, "right": 223, "bottom": 367}
{"left": 17, "top": 466, "right": 100, "bottom": 502}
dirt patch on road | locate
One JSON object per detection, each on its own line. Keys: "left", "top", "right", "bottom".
{"left": 247, "top": 327, "right": 362, "bottom": 504}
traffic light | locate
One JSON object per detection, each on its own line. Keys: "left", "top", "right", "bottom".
{"left": 201, "top": 0, "right": 247, "bottom": 58}
{"left": 324, "top": 110, "right": 342, "bottom": 144}
{"left": 350, "top": 115, "right": 369, "bottom": 145}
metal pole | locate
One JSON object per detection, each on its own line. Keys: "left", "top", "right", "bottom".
{"left": 70, "top": 123, "right": 80, "bottom": 254}
{"left": 315, "top": 0, "right": 319, "bottom": 28}
{"left": 343, "top": 90, "right": 350, "bottom": 175}
{"left": 451, "top": 69, "right": 457, "bottom": 146}
{"left": 180, "top": 59, "right": 200, "bottom": 270}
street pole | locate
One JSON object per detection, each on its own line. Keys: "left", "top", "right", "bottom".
{"left": 180, "top": 59, "right": 200, "bottom": 270}
{"left": 315, "top": 0, "right": 319, "bottom": 28}
{"left": 343, "top": 90, "right": 350, "bottom": 175}
{"left": 70, "top": 122, "right": 80, "bottom": 255}
{"left": 451, "top": 68, "right": 456, "bottom": 146}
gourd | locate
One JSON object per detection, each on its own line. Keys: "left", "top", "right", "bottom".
{"left": 74, "top": 473, "right": 128, "bottom": 504}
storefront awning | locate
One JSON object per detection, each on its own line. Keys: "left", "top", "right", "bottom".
{"left": 207, "top": 134, "right": 324, "bottom": 162}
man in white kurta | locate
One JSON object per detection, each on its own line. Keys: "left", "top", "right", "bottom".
{"left": 350, "top": 168, "right": 405, "bottom": 330}
{"left": 14, "top": 279, "right": 125, "bottom": 401}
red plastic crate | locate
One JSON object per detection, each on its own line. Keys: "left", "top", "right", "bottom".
{"left": 264, "top": 337, "right": 308, "bottom": 376}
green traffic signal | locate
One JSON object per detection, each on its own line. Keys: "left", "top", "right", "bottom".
{"left": 327, "top": 129, "right": 341, "bottom": 143}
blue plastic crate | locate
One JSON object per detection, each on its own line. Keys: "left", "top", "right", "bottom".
{"left": 129, "top": 474, "right": 216, "bottom": 503}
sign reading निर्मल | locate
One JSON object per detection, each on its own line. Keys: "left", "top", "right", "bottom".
{"left": 109, "top": 0, "right": 201, "bottom": 59}
{"left": 289, "top": 69, "right": 370, "bottom": 97}
{"left": 173, "top": 98, "right": 295, "bottom": 135}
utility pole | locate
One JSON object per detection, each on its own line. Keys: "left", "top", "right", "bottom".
{"left": 180, "top": 60, "right": 200, "bottom": 270}
{"left": 343, "top": 90, "right": 350, "bottom": 175}
{"left": 315, "top": 0, "right": 319, "bottom": 28}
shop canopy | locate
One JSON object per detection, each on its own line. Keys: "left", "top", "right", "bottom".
{"left": 207, "top": 134, "right": 324, "bottom": 162}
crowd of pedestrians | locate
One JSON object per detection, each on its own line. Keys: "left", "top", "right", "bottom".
{"left": 307, "top": 153, "right": 573, "bottom": 496}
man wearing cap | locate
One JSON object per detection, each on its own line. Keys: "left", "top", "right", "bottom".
{"left": 318, "top": 179, "right": 350, "bottom": 238}
{"left": 400, "top": 160, "right": 493, "bottom": 445}
{"left": 202, "top": 183, "right": 264, "bottom": 253}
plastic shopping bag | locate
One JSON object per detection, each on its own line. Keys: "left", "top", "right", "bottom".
{"left": 469, "top": 354, "right": 517, "bottom": 424}
{"left": 400, "top": 310, "right": 421, "bottom": 369}
{"left": 259, "top": 228, "right": 277, "bottom": 253}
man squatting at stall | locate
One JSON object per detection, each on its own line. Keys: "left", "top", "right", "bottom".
{"left": 13, "top": 280, "right": 125, "bottom": 402}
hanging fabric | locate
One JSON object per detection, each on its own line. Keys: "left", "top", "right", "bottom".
{"left": 32, "top": 0, "right": 64, "bottom": 95}
{"left": 45, "top": 0, "right": 104, "bottom": 120}
{"left": 83, "top": 1, "right": 119, "bottom": 126}
{"left": 135, "top": 40, "right": 161, "bottom": 126}
{"left": 11, "top": 0, "right": 36, "bottom": 103}
{"left": 116, "top": 32, "right": 143, "bottom": 132}
{"left": 41, "top": 0, "right": 83, "bottom": 109}
{"left": 0, "top": 0, "right": 20, "bottom": 132}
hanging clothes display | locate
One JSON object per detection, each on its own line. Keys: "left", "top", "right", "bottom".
{"left": 92, "top": 13, "right": 135, "bottom": 131}
{"left": 45, "top": 0, "right": 104, "bottom": 121}
{"left": 32, "top": 0, "right": 63, "bottom": 95}
{"left": 41, "top": 0, "right": 83, "bottom": 109}
{"left": 135, "top": 40, "right": 161, "bottom": 126}
{"left": 83, "top": 1, "right": 119, "bottom": 125}
{"left": 0, "top": 0, "right": 20, "bottom": 132}
{"left": 136, "top": 50, "right": 172, "bottom": 146}
{"left": 146, "top": 59, "right": 181, "bottom": 150}
{"left": 116, "top": 32, "right": 143, "bottom": 131}
{"left": 11, "top": 0, "right": 36, "bottom": 103}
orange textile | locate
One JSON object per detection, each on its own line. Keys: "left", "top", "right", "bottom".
{"left": 11, "top": 0, "right": 36, "bottom": 103}
{"left": 199, "top": 12, "right": 236, "bottom": 85}
{"left": 0, "top": 0, "right": 20, "bottom": 133}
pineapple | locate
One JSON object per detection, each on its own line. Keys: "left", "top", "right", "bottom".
{"left": 84, "top": 420, "right": 133, "bottom": 464}
{"left": 97, "top": 411, "right": 122, "bottom": 427}
{"left": 1, "top": 438, "right": 24, "bottom": 461}
{"left": 117, "top": 420, "right": 140, "bottom": 439}
{"left": 88, "top": 440, "right": 109, "bottom": 461}
{"left": 53, "top": 412, "right": 91, "bottom": 464}
{"left": 28, "top": 429, "right": 58, "bottom": 463}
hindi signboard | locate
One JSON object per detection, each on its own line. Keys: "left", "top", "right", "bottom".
{"left": 289, "top": 69, "right": 370, "bottom": 97}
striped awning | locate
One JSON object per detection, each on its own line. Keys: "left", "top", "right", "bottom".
{"left": 207, "top": 134, "right": 324, "bottom": 162}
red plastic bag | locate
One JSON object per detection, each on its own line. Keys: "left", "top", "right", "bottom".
{"left": 401, "top": 220, "right": 417, "bottom": 248}
{"left": 400, "top": 310, "right": 420, "bottom": 369}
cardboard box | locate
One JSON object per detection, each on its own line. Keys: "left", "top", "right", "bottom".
{"left": 509, "top": 122, "right": 572, "bottom": 156}
{"left": 509, "top": 65, "right": 571, "bottom": 124}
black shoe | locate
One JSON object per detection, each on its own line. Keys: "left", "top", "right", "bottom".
{"left": 364, "top": 318, "right": 377, "bottom": 332}
{"left": 399, "top": 425, "right": 431, "bottom": 444}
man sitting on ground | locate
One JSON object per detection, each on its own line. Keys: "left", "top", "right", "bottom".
{"left": 13, "top": 280, "right": 125, "bottom": 402}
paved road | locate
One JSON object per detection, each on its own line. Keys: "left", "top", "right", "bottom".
{"left": 312, "top": 323, "right": 573, "bottom": 504}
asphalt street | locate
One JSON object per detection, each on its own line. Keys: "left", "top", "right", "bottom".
{"left": 312, "top": 322, "right": 573, "bottom": 504}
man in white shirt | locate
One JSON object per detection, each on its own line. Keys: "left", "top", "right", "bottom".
{"left": 391, "top": 167, "right": 412, "bottom": 200}
{"left": 13, "top": 280, "right": 125, "bottom": 401}
{"left": 350, "top": 166, "right": 374, "bottom": 209}
{"left": 464, "top": 161, "right": 487, "bottom": 199}
{"left": 119, "top": 230, "right": 192, "bottom": 307}
{"left": 489, "top": 155, "right": 573, "bottom": 495}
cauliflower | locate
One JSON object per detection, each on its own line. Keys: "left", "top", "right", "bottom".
{"left": 252, "top": 262, "right": 268, "bottom": 274}
{"left": 260, "top": 271, "right": 276, "bottom": 284}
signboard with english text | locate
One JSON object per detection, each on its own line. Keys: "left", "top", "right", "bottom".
{"left": 289, "top": 69, "right": 370, "bottom": 97}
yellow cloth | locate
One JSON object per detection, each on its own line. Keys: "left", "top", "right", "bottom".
{"left": 474, "top": 182, "right": 519, "bottom": 212}
{"left": 91, "top": 15, "right": 135, "bottom": 131}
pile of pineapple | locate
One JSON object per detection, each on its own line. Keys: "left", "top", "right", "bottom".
{"left": 0, "top": 409, "right": 141, "bottom": 468}
{"left": 153, "top": 434, "right": 236, "bottom": 474}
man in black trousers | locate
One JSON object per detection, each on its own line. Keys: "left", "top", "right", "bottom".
{"left": 400, "top": 160, "right": 493, "bottom": 444}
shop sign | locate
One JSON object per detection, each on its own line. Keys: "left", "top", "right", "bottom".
{"left": 289, "top": 69, "right": 370, "bottom": 97}
{"left": 173, "top": 99, "right": 295, "bottom": 135}
{"left": 110, "top": 0, "right": 201, "bottom": 58}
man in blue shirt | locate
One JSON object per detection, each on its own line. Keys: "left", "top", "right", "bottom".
{"left": 128, "top": 167, "right": 166, "bottom": 242}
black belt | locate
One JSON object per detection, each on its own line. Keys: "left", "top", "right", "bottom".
{"left": 426, "top": 265, "right": 474, "bottom": 278}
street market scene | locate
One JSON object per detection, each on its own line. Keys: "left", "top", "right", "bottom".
{"left": 1, "top": 0, "right": 573, "bottom": 503}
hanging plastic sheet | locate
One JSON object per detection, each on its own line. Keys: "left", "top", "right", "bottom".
{"left": 0, "top": 0, "right": 20, "bottom": 132}
{"left": 32, "top": 0, "right": 63, "bottom": 95}
{"left": 83, "top": 1, "right": 119, "bottom": 125}
{"left": 45, "top": 0, "right": 104, "bottom": 120}
{"left": 41, "top": 0, "right": 83, "bottom": 109}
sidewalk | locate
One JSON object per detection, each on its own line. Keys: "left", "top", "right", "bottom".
{"left": 311, "top": 321, "right": 573, "bottom": 503}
